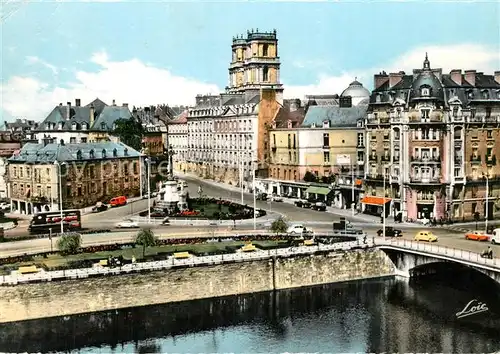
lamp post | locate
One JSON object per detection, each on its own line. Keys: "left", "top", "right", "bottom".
{"left": 484, "top": 172, "right": 489, "bottom": 234}
{"left": 145, "top": 157, "right": 151, "bottom": 224}
{"left": 382, "top": 162, "right": 392, "bottom": 239}
{"left": 253, "top": 157, "right": 257, "bottom": 231}
{"left": 53, "top": 160, "right": 66, "bottom": 234}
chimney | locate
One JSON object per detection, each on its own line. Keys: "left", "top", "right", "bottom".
{"left": 66, "top": 102, "right": 71, "bottom": 120}
{"left": 449, "top": 69, "right": 462, "bottom": 86}
{"left": 374, "top": 72, "right": 389, "bottom": 89}
{"left": 112, "top": 99, "right": 116, "bottom": 106}
{"left": 289, "top": 99, "right": 300, "bottom": 112}
{"left": 89, "top": 104, "right": 95, "bottom": 127}
{"left": 59, "top": 103, "right": 62, "bottom": 106}
{"left": 494, "top": 71, "right": 500, "bottom": 84}
{"left": 122, "top": 103, "right": 129, "bottom": 108}
{"left": 464, "top": 70, "right": 476, "bottom": 86}
{"left": 75, "top": 98, "right": 81, "bottom": 107}
{"left": 388, "top": 72, "right": 403, "bottom": 87}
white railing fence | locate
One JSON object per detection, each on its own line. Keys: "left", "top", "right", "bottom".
{"left": 0, "top": 240, "right": 369, "bottom": 286}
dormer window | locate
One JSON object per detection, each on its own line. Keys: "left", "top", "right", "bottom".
{"left": 287, "top": 120, "right": 293, "bottom": 129}
{"left": 102, "top": 149, "right": 106, "bottom": 158}
{"left": 376, "top": 94, "right": 381, "bottom": 103}
{"left": 58, "top": 122, "right": 63, "bottom": 130}
{"left": 497, "top": 90, "right": 500, "bottom": 99}
{"left": 71, "top": 122, "right": 77, "bottom": 130}
{"left": 89, "top": 149, "right": 95, "bottom": 159}
{"left": 482, "top": 90, "right": 490, "bottom": 99}
{"left": 322, "top": 120, "right": 330, "bottom": 128}
{"left": 124, "top": 148, "right": 128, "bottom": 156}
{"left": 101, "top": 122, "right": 106, "bottom": 130}
{"left": 467, "top": 90, "right": 474, "bottom": 99}
{"left": 76, "top": 150, "right": 82, "bottom": 160}
{"left": 113, "top": 148, "right": 118, "bottom": 157}
{"left": 311, "top": 123, "right": 316, "bottom": 128}
{"left": 421, "top": 87, "right": 430, "bottom": 96}
{"left": 81, "top": 123, "right": 88, "bottom": 130}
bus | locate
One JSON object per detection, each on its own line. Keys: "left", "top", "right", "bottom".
{"left": 28, "top": 209, "right": 82, "bottom": 234}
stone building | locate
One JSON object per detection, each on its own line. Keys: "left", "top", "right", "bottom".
{"left": 34, "top": 98, "right": 132, "bottom": 144}
{"left": 3, "top": 119, "right": 38, "bottom": 145}
{"left": 185, "top": 29, "right": 283, "bottom": 189}
{"left": 363, "top": 54, "right": 500, "bottom": 222}
{"left": 0, "top": 133, "right": 22, "bottom": 199}
{"left": 7, "top": 141, "right": 141, "bottom": 215}
{"left": 168, "top": 110, "right": 189, "bottom": 173}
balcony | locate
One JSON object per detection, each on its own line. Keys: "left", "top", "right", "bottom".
{"left": 410, "top": 175, "right": 441, "bottom": 184}
{"left": 486, "top": 155, "right": 496, "bottom": 165}
{"left": 369, "top": 155, "right": 378, "bottom": 162}
{"left": 470, "top": 155, "right": 482, "bottom": 164}
{"left": 410, "top": 156, "right": 441, "bottom": 163}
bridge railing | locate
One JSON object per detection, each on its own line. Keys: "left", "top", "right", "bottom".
{"left": 374, "top": 238, "right": 500, "bottom": 269}
{"left": 0, "top": 240, "right": 371, "bottom": 286}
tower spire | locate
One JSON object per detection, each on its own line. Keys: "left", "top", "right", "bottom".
{"left": 423, "top": 52, "right": 430, "bottom": 70}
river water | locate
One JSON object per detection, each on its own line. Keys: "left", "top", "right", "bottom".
{"left": 1, "top": 272, "right": 499, "bottom": 353}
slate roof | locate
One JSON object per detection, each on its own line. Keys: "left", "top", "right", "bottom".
{"left": 8, "top": 142, "right": 140, "bottom": 164}
{"left": 273, "top": 106, "right": 306, "bottom": 128}
{"left": 91, "top": 106, "right": 133, "bottom": 131}
{"left": 85, "top": 98, "right": 107, "bottom": 116}
{"left": 302, "top": 105, "right": 367, "bottom": 128}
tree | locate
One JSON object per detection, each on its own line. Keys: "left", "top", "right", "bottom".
{"left": 135, "top": 229, "right": 157, "bottom": 258}
{"left": 303, "top": 171, "right": 317, "bottom": 183}
{"left": 112, "top": 117, "right": 145, "bottom": 151}
{"left": 270, "top": 217, "right": 288, "bottom": 234}
{"left": 57, "top": 233, "right": 82, "bottom": 255}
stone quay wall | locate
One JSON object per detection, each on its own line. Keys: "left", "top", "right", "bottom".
{"left": 0, "top": 249, "right": 394, "bottom": 323}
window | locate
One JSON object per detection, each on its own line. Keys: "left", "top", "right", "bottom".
{"left": 323, "top": 133, "right": 329, "bottom": 147}
{"left": 393, "top": 130, "right": 400, "bottom": 140}
{"left": 323, "top": 151, "right": 330, "bottom": 163}
{"left": 263, "top": 66, "right": 269, "bottom": 82}
{"left": 421, "top": 87, "right": 430, "bottom": 96}
{"left": 421, "top": 109, "right": 430, "bottom": 120}
{"left": 82, "top": 123, "right": 88, "bottom": 130}
{"left": 487, "top": 130, "right": 493, "bottom": 139}
{"left": 124, "top": 148, "right": 128, "bottom": 156}
{"left": 383, "top": 131, "right": 389, "bottom": 140}
{"left": 483, "top": 90, "right": 490, "bottom": 99}
{"left": 89, "top": 149, "right": 95, "bottom": 159}
{"left": 487, "top": 147, "right": 492, "bottom": 157}
{"left": 81, "top": 137, "right": 87, "bottom": 143}
{"left": 287, "top": 134, "right": 291, "bottom": 148}
{"left": 357, "top": 133, "right": 364, "bottom": 147}
{"left": 262, "top": 44, "right": 268, "bottom": 57}
{"left": 486, "top": 107, "right": 492, "bottom": 118}
{"left": 113, "top": 148, "right": 118, "bottom": 157}
{"left": 452, "top": 106, "right": 459, "bottom": 117}
{"left": 421, "top": 128, "right": 430, "bottom": 140}
{"left": 293, "top": 135, "right": 296, "bottom": 149}
{"left": 70, "top": 137, "right": 76, "bottom": 144}
{"left": 288, "top": 151, "right": 292, "bottom": 162}
{"left": 101, "top": 122, "right": 106, "bottom": 130}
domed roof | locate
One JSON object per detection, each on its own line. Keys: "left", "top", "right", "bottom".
{"left": 340, "top": 79, "right": 370, "bottom": 106}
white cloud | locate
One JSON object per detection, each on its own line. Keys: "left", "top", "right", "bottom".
{"left": 285, "top": 43, "right": 500, "bottom": 99}
{"left": 26, "top": 56, "right": 59, "bottom": 74}
{"left": 1, "top": 50, "right": 220, "bottom": 121}
{"left": 2, "top": 43, "right": 499, "bottom": 121}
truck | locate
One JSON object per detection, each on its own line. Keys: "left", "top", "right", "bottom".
{"left": 333, "top": 217, "right": 363, "bottom": 235}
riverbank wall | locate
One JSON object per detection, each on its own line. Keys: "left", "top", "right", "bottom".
{"left": 0, "top": 249, "right": 395, "bottom": 323}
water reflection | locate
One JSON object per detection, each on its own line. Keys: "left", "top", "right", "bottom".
{"left": 0, "top": 274, "right": 498, "bottom": 353}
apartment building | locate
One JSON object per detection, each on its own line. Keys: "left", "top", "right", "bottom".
{"left": 363, "top": 54, "right": 500, "bottom": 222}
{"left": 7, "top": 140, "right": 141, "bottom": 214}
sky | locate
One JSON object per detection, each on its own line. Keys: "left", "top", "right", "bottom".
{"left": 1, "top": 0, "right": 499, "bottom": 123}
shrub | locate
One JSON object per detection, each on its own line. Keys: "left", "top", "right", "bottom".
{"left": 57, "top": 233, "right": 82, "bottom": 255}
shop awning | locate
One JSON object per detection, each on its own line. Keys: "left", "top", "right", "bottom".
{"left": 361, "top": 196, "right": 392, "bottom": 206}
{"left": 305, "top": 186, "right": 332, "bottom": 195}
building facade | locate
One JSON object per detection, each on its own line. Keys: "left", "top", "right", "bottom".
{"left": 35, "top": 98, "right": 132, "bottom": 144}
{"left": 168, "top": 111, "right": 188, "bottom": 173}
{"left": 184, "top": 29, "right": 283, "bottom": 189}
{"left": 363, "top": 54, "right": 500, "bottom": 222}
{"left": 0, "top": 133, "right": 22, "bottom": 199}
{"left": 7, "top": 141, "right": 141, "bottom": 215}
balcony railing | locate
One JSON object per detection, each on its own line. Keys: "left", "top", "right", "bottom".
{"left": 410, "top": 175, "right": 441, "bottom": 183}
{"left": 410, "top": 156, "right": 441, "bottom": 163}
{"left": 470, "top": 155, "right": 482, "bottom": 163}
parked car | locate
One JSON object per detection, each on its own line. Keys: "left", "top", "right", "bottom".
{"left": 287, "top": 224, "right": 311, "bottom": 235}
{"left": 311, "top": 202, "right": 326, "bottom": 211}
{"left": 271, "top": 195, "right": 283, "bottom": 202}
{"left": 377, "top": 226, "right": 403, "bottom": 237}
{"left": 115, "top": 219, "right": 139, "bottom": 228}
{"left": 491, "top": 229, "right": 500, "bottom": 245}
{"left": 465, "top": 230, "right": 490, "bottom": 242}
{"left": 256, "top": 192, "right": 268, "bottom": 201}
{"left": 110, "top": 196, "right": 127, "bottom": 207}
{"left": 0, "top": 202, "right": 10, "bottom": 211}
{"left": 414, "top": 231, "right": 437, "bottom": 242}
{"left": 294, "top": 200, "right": 311, "bottom": 208}
{"left": 92, "top": 202, "right": 108, "bottom": 213}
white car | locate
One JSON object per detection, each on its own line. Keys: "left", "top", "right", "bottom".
{"left": 287, "top": 224, "right": 308, "bottom": 235}
{"left": 116, "top": 219, "right": 139, "bottom": 228}
{"left": 492, "top": 228, "right": 500, "bottom": 245}
{"left": 271, "top": 195, "right": 283, "bottom": 202}
{"left": 0, "top": 202, "right": 10, "bottom": 211}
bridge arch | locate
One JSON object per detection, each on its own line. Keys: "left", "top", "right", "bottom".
{"left": 379, "top": 247, "right": 500, "bottom": 285}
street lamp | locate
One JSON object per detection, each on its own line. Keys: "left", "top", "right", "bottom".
{"left": 483, "top": 172, "right": 489, "bottom": 234}
{"left": 382, "top": 162, "right": 393, "bottom": 239}
{"left": 253, "top": 156, "right": 257, "bottom": 231}
{"left": 53, "top": 160, "right": 66, "bottom": 234}
{"left": 145, "top": 157, "right": 151, "bottom": 224}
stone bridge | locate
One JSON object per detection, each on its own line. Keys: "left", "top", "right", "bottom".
{"left": 375, "top": 238, "right": 500, "bottom": 285}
